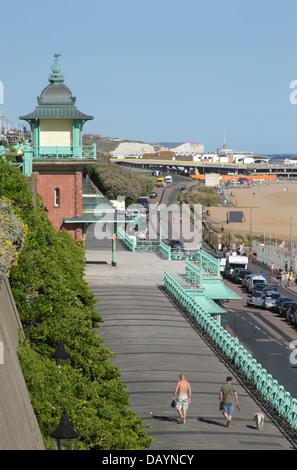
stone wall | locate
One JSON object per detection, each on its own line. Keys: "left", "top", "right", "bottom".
{"left": 0, "top": 278, "right": 45, "bottom": 450}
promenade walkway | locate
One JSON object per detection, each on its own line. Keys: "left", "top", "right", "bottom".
{"left": 85, "top": 230, "right": 295, "bottom": 450}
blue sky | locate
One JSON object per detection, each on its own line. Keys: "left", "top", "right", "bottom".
{"left": 1, "top": 0, "right": 297, "bottom": 153}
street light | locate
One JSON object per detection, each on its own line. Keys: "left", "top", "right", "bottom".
{"left": 51, "top": 340, "right": 71, "bottom": 367}
{"left": 46, "top": 234, "right": 53, "bottom": 246}
{"left": 50, "top": 409, "right": 80, "bottom": 450}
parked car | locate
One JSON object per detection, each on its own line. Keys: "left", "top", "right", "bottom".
{"left": 285, "top": 304, "right": 297, "bottom": 324}
{"left": 262, "top": 285, "right": 279, "bottom": 293}
{"left": 280, "top": 301, "right": 297, "bottom": 319}
{"left": 253, "top": 284, "right": 278, "bottom": 296}
{"left": 247, "top": 275, "right": 267, "bottom": 293}
{"left": 233, "top": 269, "right": 251, "bottom": 284}
{"left": 242, "top": 274, "right": 253, "bottom": 289}
{"left": 251, "top": 292, "right": 266, "bottom": 308}
{"left": 136, "top": 229, "right": 147, "bottom": 240}
{"left": 289, "top": 305, "right": 297, "bottom": 326}
{"left": 230, "top": 268, "right": 242, "bottom": 283}
{"left": 251, "top": 282, "right": 267, "bottom": 295}
{"left": 246, "top": 291, "right": 263, "bottom": 307}
{"left": 274, "top": 296, "right": 293, "bottom": 314}
{"left": 262, "top": 292, "right": 281, "bottom": 309}
{"left": 169, "top": 239, "right": 185, "bottom": 250}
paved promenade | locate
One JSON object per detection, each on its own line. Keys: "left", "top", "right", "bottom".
{"left": 85, "top": 233, "right": 296, "bottom": 450}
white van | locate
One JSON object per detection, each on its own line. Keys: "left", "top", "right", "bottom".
{"left": 165, "top": 175, "right": 172, "bottom": 183}
{"left": 214, "top": 255, "right": 226, "bottom": 275}
{"left": 225, "top": 254, "right": 248, "bottom": 278}
{"left": 247, "top": 275, "right": 266, "bottom": 293}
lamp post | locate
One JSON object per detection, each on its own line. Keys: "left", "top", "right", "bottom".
{"left": 51, "top": 340, "right": 71, "bottom": 367}
{"left": 50, "top": 409, "right": 80, "bottom": 450}
{"left": 46, "top": 234, "right": 53, "bottom": 246}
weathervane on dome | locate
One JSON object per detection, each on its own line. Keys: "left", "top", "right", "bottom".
{"left": 49, "top": 53, "right": 64, "bottom": 83}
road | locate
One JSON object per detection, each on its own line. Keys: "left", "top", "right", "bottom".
{"left": 161, "top": 174, "right": 297, "bottom": 400}
{"left": 222, "top": 267, "right": 297, "bottom": 400}
{"left": 148, "top": 174, "right": 198, "bottom": 245}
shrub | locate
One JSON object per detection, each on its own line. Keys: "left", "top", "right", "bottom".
{"left": 0, "top": 159, "right": 153, "bottom": 450}
{"left": 87, "top": 154, "right": 156, "bottom": 205}
{"left": 0, "top": 197, "right": 28, "bottom": 281}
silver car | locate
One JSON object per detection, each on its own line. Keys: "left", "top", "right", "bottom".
{"left": 263, "top": 291, "right": 281, "bottom": 309}
{"left": 136, "top": 229, "right": 147, "bottom": 240}
{"left": 246, "top": 291, "right": 263, "bottom": 306}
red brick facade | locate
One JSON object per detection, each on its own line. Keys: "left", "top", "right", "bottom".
{"left": 34, "top": 163, "right": 84, "bottom": 241}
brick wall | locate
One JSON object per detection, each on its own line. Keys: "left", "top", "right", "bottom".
{"left": 36, "top": 171, "right": 83, "bottom": 241}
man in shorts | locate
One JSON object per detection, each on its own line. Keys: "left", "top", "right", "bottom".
{"left": 172, "top": 373, "right": 191, "bottom": 424}
{"left": 219, "top": 376, "right": 238, "bottom": 427}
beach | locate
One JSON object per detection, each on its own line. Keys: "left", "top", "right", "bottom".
{"left": 209, "top": 180, "right": 297, "bottom": 243}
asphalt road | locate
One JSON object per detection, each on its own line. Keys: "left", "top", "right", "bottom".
{"left": 148, "top": 175, "right": 193, "bottom": 243}
{"left": 222, "top": 267, "right": 297, "bottom": 400}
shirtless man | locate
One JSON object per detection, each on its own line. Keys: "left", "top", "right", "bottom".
{"left": 172, "top": 373, "right": 191, "bottom": 424}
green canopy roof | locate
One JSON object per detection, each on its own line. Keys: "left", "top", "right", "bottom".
{"left": 192, "top": 295, "right": 226, "bottom": 315}
{"left": 201, "top": 281, "right": 242, "bottom": 301}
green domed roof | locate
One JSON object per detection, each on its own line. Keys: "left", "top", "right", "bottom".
{"left": 38, "top": 83, "right": 76, "bottom": 106}
{"left": 20, "top": 54, "right": 93, "bottom": 122}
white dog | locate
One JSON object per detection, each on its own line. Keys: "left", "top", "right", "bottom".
{"left": 253, "top": 412, "right": 265, "bottom": 431}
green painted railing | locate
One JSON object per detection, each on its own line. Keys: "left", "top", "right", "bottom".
{"left": 135, "top": 241, "right": 159, "bottom": 253}
{"left": 159, "top": 241, "right": 171, "bottom": 259}
{"left": 117, "top": 227, "right": 136, "bottom": 252}
{"left": 170, "top": 248, "right": 197, "bottom": 261}
{"left": 164, "top": 268, "right": 297, "bottom": 431}
{"left": 197, "top": 249, "right": 220, "bottom": 276}
{"left": 34, "top": 144, "right": 97, "bottom": 159}
{"left": 186, "top": 257, "right": 221, "bottom": 285}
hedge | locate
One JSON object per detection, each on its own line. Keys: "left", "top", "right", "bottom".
{"left": 0, "top": 159, "right": 153, "bottom": 450}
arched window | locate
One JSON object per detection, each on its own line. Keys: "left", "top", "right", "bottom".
{"left": 54, "top": 188, "right": 60, "bottom": 207}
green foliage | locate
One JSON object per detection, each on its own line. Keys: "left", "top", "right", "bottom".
{"left": 87, "top": 154, "right": 156, "bottom": 205}
{"left": 0, "top": 196, "right": 28, "bottom": 281}
{"left": 185, "top": 186, "right": 221, "bottom": 207}
{"left": 0, "top": 159, "right": 153, "bottom": 450}
{"left": 18, "top": 342, "right": 151, "bottom": 450}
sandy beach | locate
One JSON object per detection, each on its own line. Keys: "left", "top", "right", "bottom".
{"left": 209, "top": 180, "right": 297, "bottom": 243}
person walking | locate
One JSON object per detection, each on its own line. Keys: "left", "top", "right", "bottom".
{"left": 172, "top": 373, "right": 191, "bottom": 424}
{"left": 219, "top": 376, "right": 238, "bottom": 428}
{"left": 289, "top": 269, "right": 295, "bottom": 287}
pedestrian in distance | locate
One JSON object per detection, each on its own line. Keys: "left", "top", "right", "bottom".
{"left": 219, "top": 376, "right": 238, "bottom": 428}
{"left": 289, "top": 269, "right": 295, "bottom": 287}
{"left": 281, "top": 271, "right": 286, "bottom": 288}
{"left": 172, "top": 373, "right": 191, "bottom": 424}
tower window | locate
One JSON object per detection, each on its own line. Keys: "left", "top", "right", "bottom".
{"left": 54, "top": 188, "right": 60, "bottom": 207}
